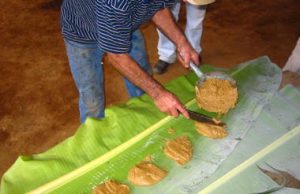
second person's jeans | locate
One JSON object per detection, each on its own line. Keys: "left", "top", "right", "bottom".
{"left": 64, "top": 30, "right": 151, "bottom": 123}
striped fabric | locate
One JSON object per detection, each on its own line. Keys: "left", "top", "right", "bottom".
{"left": 61, "top": 0, "right": 175, "bottom": 53}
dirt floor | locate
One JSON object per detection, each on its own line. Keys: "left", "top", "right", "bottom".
{"left": 0, "top": 0, "right": 300, "bottom": 178}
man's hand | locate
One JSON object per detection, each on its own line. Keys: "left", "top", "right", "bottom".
{"left": 153, "top": 89, "right": 189, "bottom": 118}
{"left": 177, "top": 41, "right": 200, "bottom": 68}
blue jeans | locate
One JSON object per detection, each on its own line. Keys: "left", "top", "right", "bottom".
{"left": 64, "top": 30, "right": 151, "bottom": 123}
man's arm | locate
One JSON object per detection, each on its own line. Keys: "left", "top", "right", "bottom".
{"left": 107, "top": 53, "right": 189, "bottom": 118}
{"left": 152, "top": 8, "right": 200, "bottom": 67}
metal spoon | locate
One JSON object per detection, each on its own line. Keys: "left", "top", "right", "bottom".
{"left": 189, "top": 62, "right": 236, "bottom": 86}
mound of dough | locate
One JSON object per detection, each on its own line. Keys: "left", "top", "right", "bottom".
{"left": 128, "top": 161, "right": 167, "bottom": 186}
{"left": 93, "top": 180, "right": 130, "bottom": 194}
{"left": 195, "top": 78, "right": 238, "bottom": 114}
{"left": 164, "top": 136, "right": 192, "bottom": 165}
{"left": 195, "top": 121, "right": 228, "bottom": 139}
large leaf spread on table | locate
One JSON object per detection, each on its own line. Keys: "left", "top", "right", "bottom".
{"left": 0, "top": 56, "right": 284, "bottom": 194}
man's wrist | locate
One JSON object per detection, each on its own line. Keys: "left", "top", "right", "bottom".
{"left": 175, "top": 36, "right": 188, "bottom": 51}
{"left": 147, "top": 84, "right": 165, "bottom": 100}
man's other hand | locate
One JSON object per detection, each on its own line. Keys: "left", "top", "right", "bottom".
{"left": 177, "top": 41, "right": 200, "bottom": 69}
{"left": 153, "top": 90, "right": 189, "bottom": 119}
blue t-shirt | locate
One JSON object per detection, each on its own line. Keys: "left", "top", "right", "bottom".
{"left": 61, "top": 0, "right": 175, "bottom": 53}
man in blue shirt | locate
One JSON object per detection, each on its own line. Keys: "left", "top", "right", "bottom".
{"left": 61, "top": 0, "right": 200, "bottom": 122}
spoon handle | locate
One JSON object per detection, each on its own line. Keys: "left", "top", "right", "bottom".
{"left": 189, "top": 62, "right": 204, "bottom": 79}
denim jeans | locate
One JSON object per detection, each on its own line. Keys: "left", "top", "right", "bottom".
{"left": 64, "top": 30, "right": 151, "bottom": 123}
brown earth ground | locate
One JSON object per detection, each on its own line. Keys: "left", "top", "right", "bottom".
{"left": 0, "top": 0, "right": 300, "bottom": 178}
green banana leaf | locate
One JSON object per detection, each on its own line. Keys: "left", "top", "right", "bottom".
{"left": 0, "top": 56, "right": 282, "bottom": 194}
{"left": 197, "top": 85, "right": 300, "bottom": 194}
